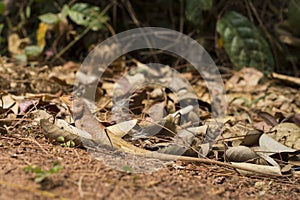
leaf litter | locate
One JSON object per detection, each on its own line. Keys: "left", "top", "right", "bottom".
{"left": 0, "top": 57, "right": 299, "bottom": 199}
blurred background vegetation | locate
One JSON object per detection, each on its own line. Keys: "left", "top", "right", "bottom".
{"left": 0, "top": 0, "right": 299, "bottom": 76}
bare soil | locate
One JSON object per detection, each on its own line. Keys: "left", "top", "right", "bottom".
{"left": 0, "top": 124, "right": 299, "bottom": 200}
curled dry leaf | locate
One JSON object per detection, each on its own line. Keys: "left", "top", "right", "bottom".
{"left": 259, "top": 133, "right": 298, "bottom": 155}
{"left": 226, "top": 146, "right": 258, "bottom": 162}
{"left": 241, "top": 130, "right": 262, "bottom": 146}
{"left": 8, "top": 33, "right": 30, "bottom": 56}
{"left": 1, "top": 94, "right": 18, "bottom": 114}
{"left": 257, "top": 111, "right": 278, "bottom": 127}
{"left": 282, "top": 113, "right": 300, "bottom": 126}
{"left": 106, "top": 119, "right": 137, "bottom": 138}
{"left": 254, "top": 149, "right": 280, "bottom": 167}
{"left": 231, "top": 162, "right": 282, "bottom": 176}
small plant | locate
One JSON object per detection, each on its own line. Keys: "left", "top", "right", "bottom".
{"left": 56, "top": 136, "right": 76, "bottom": 147}
{"left": 24, "top": 162, "right": 63, "bottom": 183}
{"left": 122, "top": 165, "right": 133, "bottom": 173}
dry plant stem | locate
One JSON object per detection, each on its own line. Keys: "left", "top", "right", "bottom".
{"left": 0, "top": 119, "right": 33, "bottom": 122}
{"left": 78, "top": 175, "right": 84, "bottom": 198}
{"left": 124, "top": 0, "right": 160, "bottom": 63}
{"left": 272, "top": 72, "right": 300, "bottom": 86}
{"left": 179, "top": 0, "right": 184, "bottom": 33}
{"left": 125, "top": 0, "right": 140, "bottom": 27}
{"left": 50, "top": 27, "right": 90, "bottom": 63}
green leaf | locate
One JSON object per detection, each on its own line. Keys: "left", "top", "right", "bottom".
{"left": 24, "top": 165, "right": 36, "bottom": 172}
{"left": 217, "top": 11, "right": 274, "bottom": 74}
{"left": 0, "top": 24, "right": 3, "bottom": 34}
{"left": 35, "top": 176, "right": 47, "bottom": 183}
{"left": 15, "top": 54, "right": 27, "bottom": 63}
{"left": 186, "top": 0, "right": 212, "bottom": 26}
{"left": 26, "top": 5, "right": 31, "bottom": 18}
{"left": 123, "top": 166, "right": 133, "bottom": 173}
{"left": 38, "top": 13, "right": 59, "bottom": 24}
{"left": 61, "top": 5, "right": 70, "bottom": 19}
{"left": 0, "top": 24, "right": 3, "bottom": 44}
{"left": 56, "top": 136, "right": 65, "bottom": 142}
{"left": 288, "top": 0, "right": 300, "bottom": 34}
{"left": 49, "top": 162, "right": 63, "bottom": 173}
{"left": 24, "top": 163, "right": 63, "bottom": 183}
{"left": 0, "top": 2, "right": 5, "bottom": 14}
{"left": 68, "top": 3, "right": 108, "bottom": 31}
{"left": 65, "top": 140, "right": 75, "bottom": 147}
{"left": 24, "top": 45, "right": 42, "bottom": 57}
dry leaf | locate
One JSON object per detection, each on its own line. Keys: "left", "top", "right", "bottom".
{"left": 231, "top": 162, "right": 282, "bottom": 176}
{"left": 257, "top": 111, "right": 278, "bottom": 127}
{"left": 259, "top": 134, "right": 298, "bottom": 155}
{"left": 225, "top": 67, "right": 266, "bottom": 92}
{"left": 8, "top": 33, "right": 30, "bottom": 56}
{"left": 37, "top": 22, "right": 48, "bottom": 50}
{"left": 241, "top": 130, "right": 262, "bottom": 146}
{"left": 106, "top": 119, "right": 137, "bottom": 137}
{"left": 269, "top": 123, "right": 300, "bottom": 149}
{"left": 226, "top": 146, "right": 258, "bottom": 162}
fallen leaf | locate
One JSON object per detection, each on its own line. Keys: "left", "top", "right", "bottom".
{"left": 106, "top": 119, "right": 137, "bottom": 137}
{"left": 231, "top": 162, "right": 282, "bottom": 176}
{"left": 226, "top": 146, "right": 258, "bottom": 162}
{"left": 259, "top": 133, "right": 298, "bottom": 155}
{"left": 269, "top": 123, "right": 300, "bottom": 149}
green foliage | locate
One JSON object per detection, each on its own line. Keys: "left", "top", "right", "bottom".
{"left": 217, "top": 11, "right": 274, "bottom": 74}
{"left": 0, "top": 23, "right": 3, "bottom": 43}
{"left": 0, "top": 2, "right": 5, "bottom": 14}
{"left": 24, "top": 45, "right": 42, "bottom": 57}
{"left": 38, "top": 13, "right": 59, "bottom": 24}
{"left": 24, "top": 162, "right": 63, "bottom": 183}
{"left": 56, "top": 136, "right": 76, "bottom": 147}
{"left": 185, "top": 0, "right": 212, "bottom": 26}
{"left": 288, "top": 0, "right": 300, "bottom": 35}
{"left": 0, "top": 0, "right": 298, "bottom": 75}
{"left": 67, "top": 3, "right": 109, "bottom": 31}
{"left": 123, "top": 166, "right": 133, "bottom": 173}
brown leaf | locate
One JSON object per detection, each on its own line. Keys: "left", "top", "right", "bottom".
{"left": 269, "top": 123, "right": 300, "bottom": 149}
{"left": 231, "top": 162, "right": 282, "bottom": 176}
{"left": 241, "top": 130, "right": 262, "bottom": 146}
{"left": 226, "top": 146, "right": 258, "bottom": 162}
{"left": 8, "top": 33, "right": 30, "bottom": 56}
{"left": 257, "top": 111, "right": 278, "bottom": 127}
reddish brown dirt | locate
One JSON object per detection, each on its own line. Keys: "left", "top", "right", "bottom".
{"left": 0, "top": 123, "right": 299, "bottom": 200}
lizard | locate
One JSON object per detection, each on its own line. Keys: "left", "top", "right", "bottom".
{"left": 60, "top": 95, "right": 206, "bottom": 161}
{"left": 58, "top": 95, "right": 283, "bottom": 176}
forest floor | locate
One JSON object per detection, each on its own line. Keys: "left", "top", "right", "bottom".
{"left": 0, "top": 59, "right": 299, "bottom": 199}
